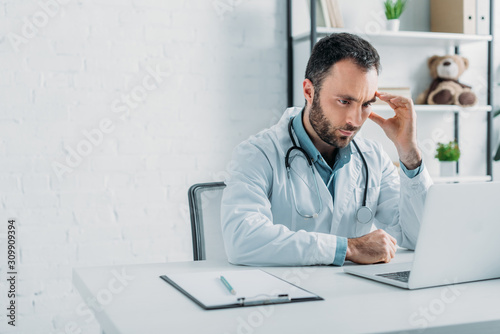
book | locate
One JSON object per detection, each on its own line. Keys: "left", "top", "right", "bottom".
{"left": 320, "top": 0, "right": 332, "bottom": 27}
{"left": 326, "top": 0, "right": 336, "bottom": 27}
{"left": 328, "top": 0, "right": 344, "bottom": 28}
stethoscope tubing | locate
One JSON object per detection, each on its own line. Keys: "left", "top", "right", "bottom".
{"left": 286, "top": 116, "right": 373, "bottom": 224}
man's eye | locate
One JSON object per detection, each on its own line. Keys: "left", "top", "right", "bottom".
{"left": 363, "top": 102, "right": 372, "bottom": 108}
{"left": 339, "top": 100, "right": 349, "bottom": 105}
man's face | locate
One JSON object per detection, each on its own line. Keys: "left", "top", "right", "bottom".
{"left": 308, "top": 59, "right": 378, "bottom": 149}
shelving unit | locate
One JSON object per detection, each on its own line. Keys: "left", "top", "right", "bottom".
{"left": 286, "top": 0, "right": 495, "bottom": 183}
{"left": 293, "top": 28, "right": 493, "bottom": 47}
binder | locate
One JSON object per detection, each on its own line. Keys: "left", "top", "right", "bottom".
{"left": 476, "top": 0, "right": 490, "bottom": 35}
{"left": 430, "top": 0, "right": 476, "bottom": 35}
{"left": 160, "top": 269, "right": 323, "bottom": 310}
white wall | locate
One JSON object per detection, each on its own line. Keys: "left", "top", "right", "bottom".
{"left": 0, "top": 1, "right": 286, "bottom": 333}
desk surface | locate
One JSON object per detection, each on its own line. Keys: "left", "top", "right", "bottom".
{"left": 73, "top": 250, "right": 500, "bottom": 334}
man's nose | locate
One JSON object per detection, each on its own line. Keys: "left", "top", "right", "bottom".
{"left": 346, "top": 107, "right": 363, "bottom": 127}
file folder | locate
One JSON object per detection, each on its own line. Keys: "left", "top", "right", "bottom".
{"left": 431, "top": 0, "right": 476, "bottom": 35}
{"left": 476, "top": 0, "right": 490, "bottom": 35}
{"left": 160, "top": 269, "right": 323, "bottom": 310}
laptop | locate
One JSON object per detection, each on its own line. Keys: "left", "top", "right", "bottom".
{"left": 344, "top": 182, "right": 500, "bottom": 289}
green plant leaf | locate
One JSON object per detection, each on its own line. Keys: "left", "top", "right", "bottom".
{"left": 435, "top": 141, "right": 461, "bottom": 161}
{"left": 384, "top": 0, "right": 407, "bottom": 19}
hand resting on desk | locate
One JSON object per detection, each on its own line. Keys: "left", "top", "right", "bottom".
{"left": 346, "top": 229, "right": 397, "bottom": 264}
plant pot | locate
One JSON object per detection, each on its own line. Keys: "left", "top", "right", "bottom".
{"left": 493, "top": 160, "right": 500, "bottom": 181}
{"left": 439, "top": 161, "right": 457, "bottom": 177}
{"left": 386, "top": 19, "right": 400, "bottom": 32}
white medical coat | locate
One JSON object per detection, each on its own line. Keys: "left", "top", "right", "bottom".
{"left": 221, "top": 107, "right": 433, "bottom": 266}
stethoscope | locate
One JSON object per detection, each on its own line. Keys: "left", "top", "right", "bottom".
{"left": 285, "top": 117, "right": 374, "bottom": 224}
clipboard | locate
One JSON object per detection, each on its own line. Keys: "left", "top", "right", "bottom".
{"left": 159, "top": 269, "right": 323, "bottom": 310}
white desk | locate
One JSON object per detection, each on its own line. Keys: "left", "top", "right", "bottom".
{"left": 73, "top": 250, "right": 500, "bottom": 334}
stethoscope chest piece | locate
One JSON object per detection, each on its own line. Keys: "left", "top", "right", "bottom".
{"left": 356, "top": 206, "right": 373, "bottom": 224}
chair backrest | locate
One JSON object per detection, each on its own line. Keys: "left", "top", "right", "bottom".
{"left": 188, "top": 182, "right": 227, "bottom": 261}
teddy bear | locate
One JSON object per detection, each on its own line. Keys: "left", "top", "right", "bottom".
{"left": 416, "top": 55, "right": 477, "bottom": 107}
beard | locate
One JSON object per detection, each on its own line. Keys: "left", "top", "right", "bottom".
{"left": 308, "top": 92, "right": 359, "bottom": 149}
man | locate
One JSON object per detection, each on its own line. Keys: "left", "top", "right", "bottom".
{"left": 221, "top": 33, "right": 433, "bottom": 266}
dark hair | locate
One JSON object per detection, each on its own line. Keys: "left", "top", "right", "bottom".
{"left": 305, "top": 33, "right": 381, "bottom": 99}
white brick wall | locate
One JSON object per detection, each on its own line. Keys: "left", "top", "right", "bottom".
{"left": 0, "top": 0, "right": 286, "bottom": 333}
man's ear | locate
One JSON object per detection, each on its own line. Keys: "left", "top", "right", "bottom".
{"left": 303, "top": 78, "right": 315, "bottom": 106}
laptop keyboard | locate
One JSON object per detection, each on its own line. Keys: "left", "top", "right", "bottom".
{"left": 376, "top": 271, "right": 411, "bottom": 283}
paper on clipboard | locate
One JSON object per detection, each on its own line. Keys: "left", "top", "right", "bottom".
{"left": 160, "top": 269, "right": 322, "bottom": 310}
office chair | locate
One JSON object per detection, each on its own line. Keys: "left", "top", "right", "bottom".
{"left": 188, "top": 182, "right": 227, "bottom": 261}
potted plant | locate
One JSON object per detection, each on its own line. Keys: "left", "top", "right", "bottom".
{"left": 435, "top": 141, "right": 460, "bottom": 177}
{"left": 383, "top": 0, "right": 408, "bottom": 32}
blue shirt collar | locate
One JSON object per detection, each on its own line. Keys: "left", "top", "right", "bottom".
{"left": 291, "top": 109, "right": 352, "bottom": 169}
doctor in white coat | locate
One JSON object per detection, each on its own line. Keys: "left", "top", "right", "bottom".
{"left": 221, "top": 33, "right": 433, "bottom": 266}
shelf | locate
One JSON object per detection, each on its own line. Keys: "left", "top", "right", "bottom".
{"left": 293, "top": 28, "right": 492, "bottom": 47}
{"left": 432, "top": 175, "right": 492, "bottom": 183}
{"left": 371, "top": 105, "right": 493, "bottom": 113}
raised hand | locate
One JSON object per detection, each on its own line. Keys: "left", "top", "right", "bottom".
{"left": 369, "top": 91, "right": 422, "bottom": 170}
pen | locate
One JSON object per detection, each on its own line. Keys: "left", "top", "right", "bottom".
{"left": 220, "top": 275, "right": 236, "bottom": 295}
